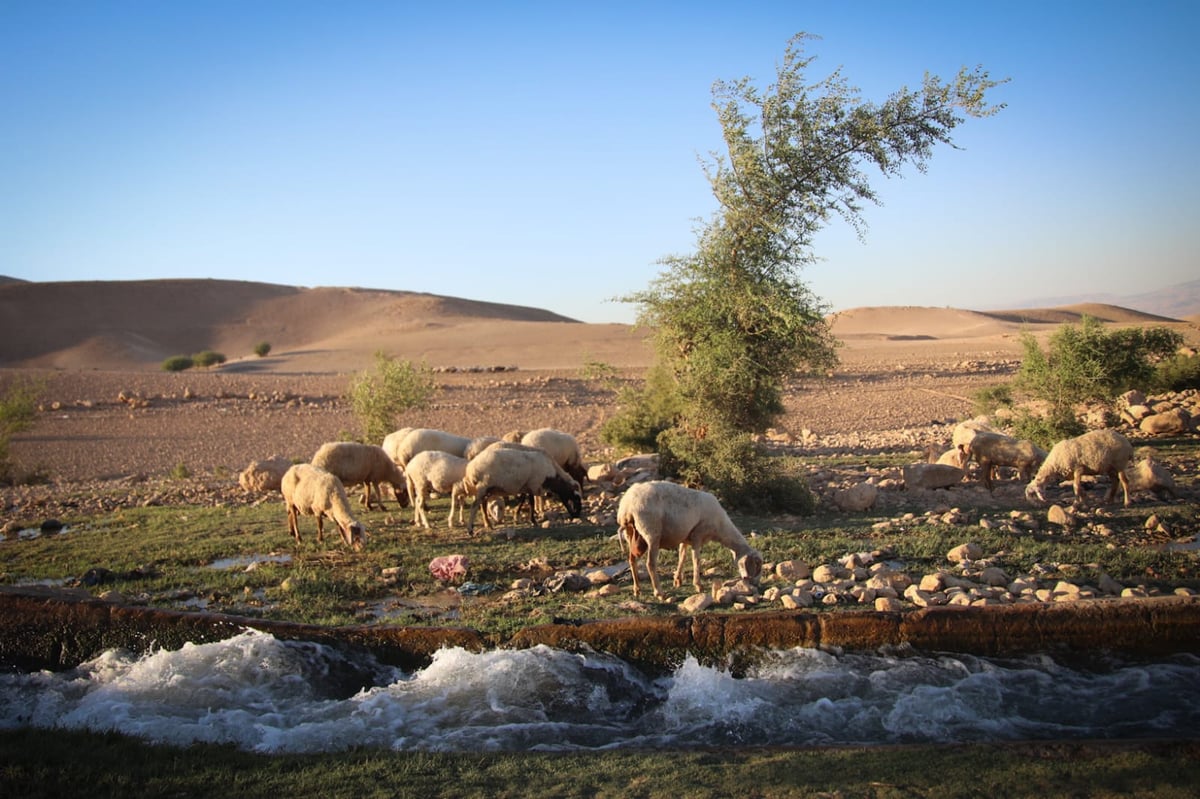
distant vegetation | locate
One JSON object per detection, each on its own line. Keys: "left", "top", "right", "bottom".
{"left": 0, "top": 377, "right": 41, "bottom": 484}
{"left": 253, "top": 341, "right": 272, "bottom": 358}
{"left": 161, "top": 350, "right": 228, "bottom": 372}
{"left": 348, "top": 352, "right": 436, "bottom": 443}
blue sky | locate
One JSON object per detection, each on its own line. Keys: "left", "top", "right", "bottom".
{"left": 3, "top": 1, "right": 1197, "bottom": 324}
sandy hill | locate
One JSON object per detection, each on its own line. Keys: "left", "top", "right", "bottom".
{"left": 1, "top": 280, "right": 1192, "bottom": 375}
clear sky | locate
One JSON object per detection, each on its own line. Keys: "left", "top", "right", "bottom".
{"left": 3, "top": 1, "right": 1197, "bottom": 324}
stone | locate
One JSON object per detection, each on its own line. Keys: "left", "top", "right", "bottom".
{"left": 947, "top": 542, "right": 983, "bottom": 563}
{"left": 834, "top": 482, "right": 878, "bottom": 512}
{"left": 812, "top": 564, "right": 841, "bottom": 583}
{"left": 1097, "top": 573, "right": 1124, "bottom": 595}
{"left": 902, "top": 462, "right": 966, "bottom": 490}
{"left": 679, "top": 593, "right": 713, "bottom": 613}
{"left": 775, "top": 559, "right": 811, "bottom": 580}
{"left": 1140, "top": 408, "right": 1193, "bottom": 435}
{"left": 874, "top": 596, "right": 905, "bottom": 612}
{"left": 1125, "top": 458, "right": 1179, "bottom": 497}
{"left": 978, "top": 567, "right": 1010, "bottom": 587}
{"left": 1047, "top": 504, "right": 1072, "bottom": 527}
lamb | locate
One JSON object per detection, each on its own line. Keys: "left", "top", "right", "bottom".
{"left": 616, "top": 480, "right": 763, "bottom": 600}
{"left": 404, "top": 449, "right": 471, "bottom": 528}
{"left": 392, "top": 427, "right": 473, "bottom": 467}
{"left": 1025, "top": 429, "right": 1134, "bottom": 507}
{"left": 520, "top": 428, "right": 588, "bottom": 484}
{"left": 963, "top": 431, "right": 1047, "bottom": 490}
{"left": 463, "top": 446, "right": 583, "bottom": 535}
{"left": 280, "top": 464, "right": 365, "bottom": 551}
{"left": 311, "top": 441, "right": 409, "bottom": 511}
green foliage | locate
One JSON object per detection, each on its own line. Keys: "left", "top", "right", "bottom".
{"left": 1017, "top": 316, "right": 1183, "bottom": 407}
{"left": 1007, "top": 406, "right": 1087, "bottom": 450}
{"left": 253, "top": 341, "right": 272, "bottom": 358}
{"left": 971, "top": 384, "right": 1013, "bottom": 417}
{"left": 0, "top": 377, "right": 42, "bottom": 484}
{"left": 657, "top": 426, "right": 815, "bottom": 514}
{"left": 348, "top": 351, "right": 436, "bottom": 443}
{"left": 1151, "top": 351, "right": 1200, "bottom": 392}
{"left": 169, "top": 462, "right": 192, "bottom": 480}
{"left": 621, "top": 33, "right": 1005, "bottom": 508}
{"left": 161, "top": 355, "right": 194, "bottom": 372}
{"left": 191, "top": 350, "right": 226, "bottom": 368}
{"left": 599, "top": 364, "right": 684, "bottom": 454}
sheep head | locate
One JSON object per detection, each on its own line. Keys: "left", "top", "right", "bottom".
{"left": 738, "top": 550, "right": 764, "bottom": 582}
{"left": 339, "top": 521, "right": 366, "bottom": 551}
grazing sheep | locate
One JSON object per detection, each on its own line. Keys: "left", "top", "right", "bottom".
{"left": 952, "top": 418, "right": 995, "bottom": 453}
{"left": 464, "top": 446, "right": 583, "bottom": 535}
{"left": 311, "top": 442, "right": 409, "bottom": 511}
{"left": 381, "top": 427, "right": 414, "bottom": 463}
{"left": 392, "top": 428, "right": 473, "bottom": 467}
{"left": 963, "top": 431, "right": 1047, "bottom": 490}
{"left": 280, "top": 464, "right": 365, "bottom": 551}
{"left": 404, "top": 449, "right": 471, "bottom": 528}
{"left": 520, "top": 428, "right": 588, "bottom": 484}
{"left": 616, "top": 480, "right": 763, "bottom": 600}
{"left": 463, "top": 436, "right": 502, "bottom": 460}
{"left": 1025, "top": 429, "right": 1134, "bottom": 507}
{"left": 238, "top": 455, "right": 293, "bottom": 493}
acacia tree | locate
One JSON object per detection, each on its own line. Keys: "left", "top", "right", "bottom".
{"left": 621, "top": 34, "right": 1006, "bottom": 506}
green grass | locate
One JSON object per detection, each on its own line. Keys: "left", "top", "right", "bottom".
{"left": 3, "top": 729, "right": 1199, "bottom": 799}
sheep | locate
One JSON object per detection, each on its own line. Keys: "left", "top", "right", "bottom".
{"left": 311, "top": 441, "right": 409, "bottom": 511}
{"left": 616, "top": 480, "right": 763, "bottom": 600}
{"left": 280, "top": 464, "right": 365, "bottom": 551}
{"left": 392, "top": 427, "right": 473, "bottom": 467}
{"left": 952, "top": 417, "right": 995, "bottom": 453}
{"left": 463, "top": 436, "right": 502, "bottom": 460}
{"left": 1025, "top": 429, "right": 1134, "bottom": 507}
{"left": 381, "top": 427, "right": 414, "bottom": 464}
{"left": 463, "top": 446, "right": 583, "bottom": 536}
{"left": 520, "top": 428, "right": 588, "bottom": 485}
{"left": 963, "top": 431, "right": 1047, "bottom": 490}
{"left": 404, "top": 449, "right": 471, "bottom": 528}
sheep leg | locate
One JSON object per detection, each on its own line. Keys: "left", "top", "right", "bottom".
{"left": 673, "top": 544, "right": 688, "bottom": 587}
{"left": 315, "top": 513, "right": 326, "bottom": 543}
{"left": 646, "top": 542, "right": 665, "bottom": 599}
{"left": 287, "top": 504, "right": 301, "bottom": 544}
{"left": 1104, "top": 468, "right": 1132, "bottom": 506}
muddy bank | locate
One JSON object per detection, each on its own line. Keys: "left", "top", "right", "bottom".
{"left": 3, "top": 586, "right": 1199, "bottom": 675}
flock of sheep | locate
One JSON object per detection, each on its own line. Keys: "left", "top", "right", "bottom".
{"left": 264, "top": 426, "right": 763, "bottom": 599}
{"left": 252, "top": 410, "right": 1163, "bottom": 603}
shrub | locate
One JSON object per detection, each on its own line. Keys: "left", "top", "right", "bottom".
{"left": 191, "top": 350, "right": 226, "bottom": 368}
{"left": 657, "top": 426, "right": 815, "bottom": 514}
{"left": 348, "top": 352, "right": 436, "bottom": 443}
{"left": 971, "top": 384, "right": 1013, "bottom": 417}
{"left": 253, "top": 341, "right": 272, "bottom": 358}
{"left": 1007, "top": 406, "right": 1086, "bottom": 450}
{"left": 161, "top": 355, "right": 194, "bottom": 372}
{"left": 599, "top": 364, "right": 683, "bottom": 454}
{"left": 1151, "top": 351, "right": 1200, "bottom": 392}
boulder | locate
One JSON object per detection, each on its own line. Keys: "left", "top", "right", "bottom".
{"left": 902, "top": 463, "right": 966, "bottom": 490}
{"left": 1139, "top": 408, "right": 1193, "bottom": 435}
{"left": 1124, "top": 457, "right": 1179, "bottom": 497}
{"left": 833, "top": 482, "right": 878, "bottom": 512}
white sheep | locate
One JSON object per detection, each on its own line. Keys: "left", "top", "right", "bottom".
{"left": 463, "top": 446, "right": 583, "bottom": 535}
{"left": 463, "top": 435, "right": 502, "bottom": 460}
{"left": 392, "top": 427, "right": 473, "bottom": 467}
{"left": 963, "top": 431, "right": 1047, "bottom": 490}
{"left": 616, "top": 480, "right": 763, "bottom": 599}
{"left": 381, "top": 427, "right": 414, "bottom": 464}
{"left": 311, "top": 441, "right": 409, "bottom": 511}
{"left": 952, "top": 417, "right": 995, "bottom": 453}
{"left": 237, "top": 455, "right": 293, "bottom": 493}
{"left": 1025, "top": 429, "right": 1134, "bottom": 507}
{"left": 280, "top": 464, "right": 365, "bottom": 551}
{"left": 404, "top": 449, "right": 471, "bottom": 528}
{"left": 520, "top": 428, "right": 588, "bottom": 484}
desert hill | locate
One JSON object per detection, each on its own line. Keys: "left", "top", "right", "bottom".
{"left": 0, "top": 279, "right": 1193, "bottom": 374}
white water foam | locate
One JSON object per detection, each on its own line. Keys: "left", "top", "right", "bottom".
{"left": 2, "top": 630, "right": 1198, "bottom": 752}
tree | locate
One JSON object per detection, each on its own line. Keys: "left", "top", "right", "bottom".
{"left": 621, "top": 33, "right": 1005, "bottom": 505}
{"left": 347, "top": 352, "right": 436, "bottom": 443}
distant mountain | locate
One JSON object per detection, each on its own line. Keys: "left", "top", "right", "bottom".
{"left": 995, "top": 279, "right": 1200, "bottom": 321}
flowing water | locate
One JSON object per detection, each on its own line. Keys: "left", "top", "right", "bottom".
{"left": 2, "top": 629, "right": 1198, "bottom": 753}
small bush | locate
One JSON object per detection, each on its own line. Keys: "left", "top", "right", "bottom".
{"left": 348, "top": 352, "right": 436, "bottom": 443}
{"left": 657, "top": 427, "right": 815, "bottom": 514}
{"left": 1007, "top": 406, "right": 1086, "bottom": 450}
{"left": 1152, "top": 352, "right": 1200, "bottom": 393}
{"left": 971, "top": 384, "right": 1013, "bottom": 417}
{"left": 191, "top": 350, "right": 226, "bottom": 368}
{"left": 0, "top": 378, "right": 42, "bottom": 485}
{"left": 161, "top": 355, "right": 194, "bottom": 372}
{"left": 599, "top": 364, "right": 683, "bottom": 454}
{"left": 169, "top": 462, "right": 192, "bottom": 480}
{"left": 253, "top": 341, "right": 272, "bottom": 358}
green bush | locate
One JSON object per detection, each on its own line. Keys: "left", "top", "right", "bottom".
{"left": 253, "top": 341, "right": 272, "bottom": 358}
{"left": 161, "top": 355, "right": 194, "bottom": 372}
{"left": 971, "top": 384, "right": 1013, "bottom": 417}
{"left": 1017, "top": 316, "right": 1182, "bottom": 407}
{"left": 657, "top": 427, "right": 815, "bottom": 514}
{"left": 599, "top": 364, "right": 684, "bottom": 454}
{"left": 348, "top": 352, "right": 436, "bottom": 443}
{"left": 191, "top": 350, "right": 226, "bottom": 368}
{"left": 1007, "top": 406, "right": 1087, "bottom": 450}
{"left": 1151, "top": 351, "right": 1200, "bottom": 392}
